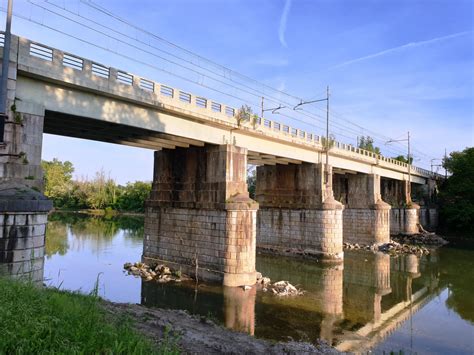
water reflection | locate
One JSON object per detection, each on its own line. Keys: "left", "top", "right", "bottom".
{"left": 8, "top": 213, "right": 471, "bottom": 354}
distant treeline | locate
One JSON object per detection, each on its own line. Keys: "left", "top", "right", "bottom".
{"left": 42, "top": 159, "right": 151, "bottom": 212}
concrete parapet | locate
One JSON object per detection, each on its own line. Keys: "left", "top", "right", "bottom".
{"left": 144, "top": 144, "right": 258, "bottom": 286}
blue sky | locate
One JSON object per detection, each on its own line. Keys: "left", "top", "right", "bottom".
{"left": 3, "top": 0, "right": 473, "bottom": 183}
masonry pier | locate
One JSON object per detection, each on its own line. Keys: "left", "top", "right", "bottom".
{"left": 334, "top": 173, "right": 391, "bottom": 245}
{"left": 381, "top": 179, "right": 420, "bottom": 235}
{"left": 255, "top": 163, "right": 344, "bottom": 261}
{"left": 143, "top": 144, "right": 258, "bottom": 287}
{"left": 0, "top": 36, "right": 51, "bottom": 283}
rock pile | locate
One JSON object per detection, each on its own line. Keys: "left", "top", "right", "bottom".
{"left": 255, "top": 273, "right": 303, "bottom": 296}
{"left": 271, "top": 281, "right": 304, "bottom": 296}
{"left": 123, "top": 262, "right": 186, "bottom": 283}
{"left": 393, "top": 232, "right": 448, "bottom": 246}
{"left": 377, "top": 240, "right": 430, "bottom": 256}
{"left": 343, "top": 241, "right": 430, "bottom": 256}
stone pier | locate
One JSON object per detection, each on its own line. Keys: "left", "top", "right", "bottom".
{"left": 381, "top": 178, "right": 420, "bottom": 235}
{"left": 0, "top": 35, "right": 51, "bottom": 282}
{"left": 143, "top": 144, "right": 258, "bottom": 287}
{"left": 256, "top": 163, "right": 343, "bottom": 261}
{"left": 334, "top": 173, "right": 391, "bottom": 245}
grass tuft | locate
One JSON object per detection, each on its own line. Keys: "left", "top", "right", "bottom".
{"left": 0, "top": 278, "right": 176, "bottom": 354}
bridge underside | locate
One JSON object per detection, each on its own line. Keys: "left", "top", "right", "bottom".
{"left": 44, "top": 110, "right": 205, "bottom": 151}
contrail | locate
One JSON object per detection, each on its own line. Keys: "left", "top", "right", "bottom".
{"left": 279, "top": 0, "right": 292, "bottom": 47}
{"left": 330, "top": 31, "right": 471, "bottom": 69}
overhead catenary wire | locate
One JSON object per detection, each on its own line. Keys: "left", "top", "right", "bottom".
{"left": 4, "top": 6, "right": 412, "bottom": 158}
{"left": 38, "top": 0, "right": 418, "bottom": 148}
{"left": 5, "top": 1, "right": 435, "bottom": 165}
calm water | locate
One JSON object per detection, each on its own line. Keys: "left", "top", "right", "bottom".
{"left": 42, "top": 213, "right": 473, "bottom": 354}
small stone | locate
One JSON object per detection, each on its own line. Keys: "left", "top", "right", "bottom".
{"left": 242, "top": 285, "right": 252, "bottom": 291}
{"left": 123, "top": 262, "right": 133, "bottom": 270}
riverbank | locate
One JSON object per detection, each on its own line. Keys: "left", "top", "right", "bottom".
{"left": 0, "top": 278, "right": 337, "bottom": 354}
{"left": 52, "top": 208, "right": 144, "bottom": 217}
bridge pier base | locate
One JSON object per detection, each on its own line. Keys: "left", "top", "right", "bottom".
{"left": 334, "top": 173, "right": 391, "bottom": 245}
{"left": 143, "top": 144, "right": 258, "bottom": 287}
{"left": 381, "top": 179, "right": 421, "bottom": 235}
{"left": 256, "top": 163, "right": 344, "bottom": 261}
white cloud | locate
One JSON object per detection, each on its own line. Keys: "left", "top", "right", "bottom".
{"left": 278, "top": 0, "right": 292, "bottom": 48}
{"left": 330, "top": 31, "right": 472, "bottom": 70}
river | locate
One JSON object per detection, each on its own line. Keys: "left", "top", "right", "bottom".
{"left": 41, "top": 213, "right": 473, "bottom": 354}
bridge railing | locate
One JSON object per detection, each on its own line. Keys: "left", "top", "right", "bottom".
{"left": 8, "top": 33, "right": 437, "bottom": 179}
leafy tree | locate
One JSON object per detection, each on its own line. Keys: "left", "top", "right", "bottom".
{"left": 358, "top": 136, "right": 381, "bottom": 154}
{"left": 41, "top": 159, "right": 74, "bottom": 206}
{"left": 438, "top": 147, "right": 474, "bottom": 234}
{"left": 393, "top": 155, "right": 413, "bottom": 164}
{"left": 247, "top": 166, "right": 256, "bottom": 199}
{"left": 116, "top": 181, "right": 152, "bottom": 212}
{"left": 236, "top": 105, "right": 252, "bottom": 127}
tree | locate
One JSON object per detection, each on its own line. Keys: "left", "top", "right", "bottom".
{"left": 116, "top": 181, "right": 152, "bottom": 212}
{"left": 41, "top": 159, "right": 74, "bottom": 206}
{"left": 393, "top": 155, "right": 413, "bottom": 164}
{"left": 236, "top": 105, "right": 252, "bottom": 127}
{"left": 358, "top": 136, "right": 381, "bottom": 154}
{"left": 247, "top": 166, "right": 256, "bottom": 199}
{"left": 438, "top": 147, "right": 474, "bottom": 234}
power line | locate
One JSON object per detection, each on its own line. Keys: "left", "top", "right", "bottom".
{"left": 25, "top": 1, "right": 374, "bottom": 140}
{"left": 6, "top": 2, "right": 435, "bottom": 166}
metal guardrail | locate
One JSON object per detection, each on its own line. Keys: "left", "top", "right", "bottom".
{"left": 6, "top": 35, "right": 437, "bottom": 178}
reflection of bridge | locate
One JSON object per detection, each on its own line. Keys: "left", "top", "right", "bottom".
{"left": 139, "top": 250, "right": 440, "bottom": 352}
{"left": 1, "top": 35, "right": 439, "bottom": 285}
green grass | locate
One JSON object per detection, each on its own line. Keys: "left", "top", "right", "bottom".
{"left": 0, "top": 278, "right": 178, "bottom": 354}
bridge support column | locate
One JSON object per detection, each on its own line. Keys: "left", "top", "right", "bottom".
{"left": 335, "top": 173, "right": 391, "bottom": 245}
{"left": 382, "top": 179, "right": 420, "bottom": 235}
{"left": 256, "top": 162, "right": 343, "bottom": 261}
{"left": 0, "top": 36, "right": 51, "bottom": 282}
{"left": 143, "top": 144, "right": 258, "bottom": 287}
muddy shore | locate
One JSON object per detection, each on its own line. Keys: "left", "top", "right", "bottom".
{"left": 102, "top": 301, "right": 340, "bottom": 354}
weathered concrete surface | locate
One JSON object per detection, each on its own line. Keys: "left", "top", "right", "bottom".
{"left": 333, "top": 173, "right": 390, "bottom": 245}
{"left": 380, "top": 178, "right": 423, "bottom": 235}
{"left": 256, "top": 163, "right": 344, "bottom": 260}
{"left": 0, "top": 37, "right": 51, "bottom": 281}
{"left": 0, "top": 183, "right": 51, "bottom": 283}
{"left": 144, "top": 144, "right": 258, "bottom": 287}
{"left": 419, "top": 207, "right": 438, "bottom": 232}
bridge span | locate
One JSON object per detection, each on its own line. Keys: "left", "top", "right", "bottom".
{"left": 0, "top": 35, "right": 440, "bottom": 286}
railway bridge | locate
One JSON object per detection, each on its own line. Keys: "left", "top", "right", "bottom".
{"left": 0, "top": 35, "right": 439, "bottom": 285}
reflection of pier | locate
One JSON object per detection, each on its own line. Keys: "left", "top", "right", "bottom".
{"left": 336, "top": 251, "right": 439, "bottom": 352}
{"left": 141, "top": 251, "right": 441, "bottom": 350}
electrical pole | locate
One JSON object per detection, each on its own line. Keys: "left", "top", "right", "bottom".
{"left": 325, "top": 85, "right": 330, "bottom": 187}
{"left": 0, "top": 0, "right": 13, "bottom": 143}
{"left": 292, "top": 88, "right": 330, "bottom": 188}
{"left": 444, "top": 148, "right": 447, "bottom": 179}
{"left": 261, "top": 96, "right": 264, "bottom": 119}
{"left": 385, "top": 131, "right": 412, "bottom": 202}
{"left": 407, "top": 131, "right": 411, "bottom": 199}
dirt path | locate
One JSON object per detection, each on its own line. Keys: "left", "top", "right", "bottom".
{"left": 103, "top": 302, "right": 340, "bottom": 354}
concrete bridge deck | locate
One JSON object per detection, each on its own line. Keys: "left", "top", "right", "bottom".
{"left": 10, "top": 35, "right": 433, "bottom": 183}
